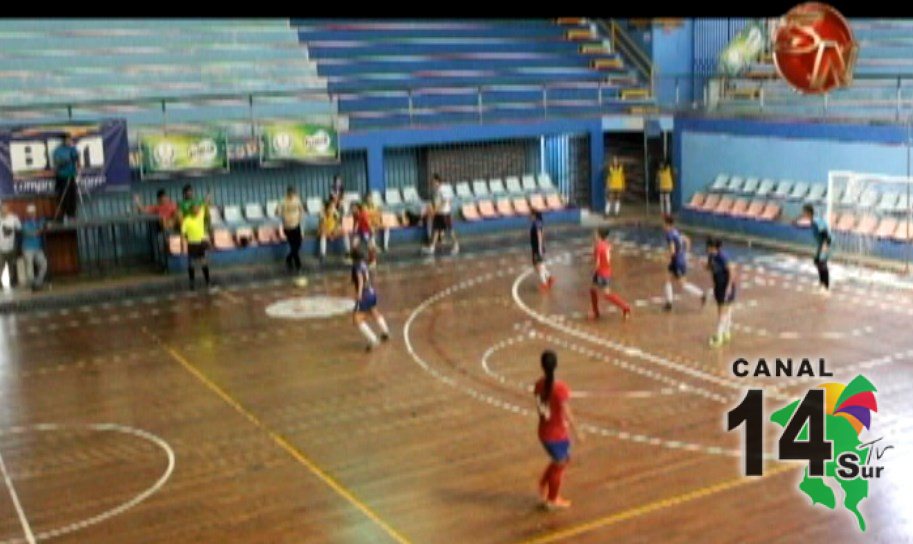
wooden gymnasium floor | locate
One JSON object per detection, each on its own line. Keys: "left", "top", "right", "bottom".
{"left": 0, "top": 225, "right": 910, "bottom": 544}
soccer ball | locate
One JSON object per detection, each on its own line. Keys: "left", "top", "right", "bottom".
{"left": 294, "top": 277, "right": 309, "bottom": 288}
{"left": 773, "top": 2, "right": 857, "bottom": 94}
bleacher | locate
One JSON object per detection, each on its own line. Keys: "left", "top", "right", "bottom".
{"left": 292, "top": 19, "right": 654, "bottom": 130}
{"left": 0, "top": 19, "right": 341, "bottom": 137}
{"left": 685, "top": 173, "right": 913, "bottom": 243}
{"left": 718, "top": 19, "right": 913, "bottom": 121}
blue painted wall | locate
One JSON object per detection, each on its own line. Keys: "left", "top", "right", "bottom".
{"left": 649, "top": 20, "right": 695, "bottom": 107}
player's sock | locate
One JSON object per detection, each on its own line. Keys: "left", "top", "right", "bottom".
{"left": 343, "top": 235, "right": 352, "bottom": 253}
{"left": 376, "top": 316, "right": 390, "bottom": 336}
{"left": 202, "top": 266, "right": 211, "bottom": 285}
{"left": 614, "top": 200, "right": 621, "bottom": 215}
{"left": 383, "top": 229, "right": 390, "bottom": 251}
{"left": 547, "top": 463, "right": 566, "bottom": 502}
{"left": 820, "top": 263, "right": 830, "bottom": 289}
{"left": 188, "top": 266, "right": 195, "bottom": 289}
{"left": 604, "top": 292, "right": 631, "bottom": 313}
{"left": 358, "top": 322, "right": 379, "bottom": 345}
{"left": 724, "top": 310, "right": 733, "bottom": 335}
{"left": 716, "top": 317, "right": 726, "bottom": 338}
{"left": 664, "top": 281, "right": 674, "bottom": 304}
{"left": 589, "top": 289, "right": 600, "bottom": 317}
{"left": 319, "top": 236, "right": 327, "bottom": 258}
{"left": 538, "top": 266, "right": 550, "bottom": 285}
{"left": 683, "top": 282, "right": 703, "bottom": 298}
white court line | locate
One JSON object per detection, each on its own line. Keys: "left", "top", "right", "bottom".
{"left": 0, "top": 448, "right": 35, "bottom": 544}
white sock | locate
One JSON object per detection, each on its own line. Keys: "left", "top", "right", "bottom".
{"left": 724, "top": 310, "right": 733, "bottom": 334}
{"left": 664, "top": 281, "right": 674, "bottom": 303}
{"left": 376, "top": 316, "right": 389, "bottom": 335}
{"left": 538, "top": 266, "right": 550, "bottom": 284}
{"left": 604, "top": 202, "right": 611, "bottom": 214}
{"left": 716, "top": 318, "right": 726, "bottom": 338}
{"left": 614, "top": 200, "right": 621, "bottom": 215}
{"left": 358, "top": 321, "right": 378, "bottom": 345}
{"left": 343, "top": 235, "right": 351, "bottom": 253}
{"left": 383, "top": 229, "right": 390, "bottom": 250}
{"left": 319, "top": 236, "right": 326, "bottom": 257}
{"left": 683, "top": 282, "right": 704, "bottom": 298}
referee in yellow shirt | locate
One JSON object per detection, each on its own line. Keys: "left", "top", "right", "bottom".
{"left": 181, "top": 203, "right": 212, "bottom": 290}
{"left": 658, "top": 161, "right": 674, "bottom": 215}
{"left": 605, "top": 156, "right": 625, "bottom": 217}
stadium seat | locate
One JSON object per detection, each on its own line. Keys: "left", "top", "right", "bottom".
{"left": 168, "top": 235, "right": 185, "bottom": 255}
{"left": 804, "top": 184, "right": 827, "bottom": 204}
{"left": 853, "top": 214, "right": 879, "bottom": 236}
{"left": 495, "top": 198, "right": 514, "bottom": 216}
{"left": 714, "top": 196, "right": 735, "bottom": 214}
{"left": 744, "top": 200, "right": 767, "bottom": 219}
{"left": 537, "top": 173, "right": 557, "bottom": 193}
{"left": 244, "top": 203, "right": 266, "bottom": 223}
{"left": 835, "top": 212, "right": 857, "bottom": 232}
{"left": 382, "top": 212, "right": 400, "bottom": 229}
{"left": 729, "top": 198, "right": 749, "bottom": 217}
{"left": 369, "top": 190, "right": 383, "bottom": 206}
{"left": 895, "top": 193, "right": 910, "bottom": 213}
{"left": 266, "top": 200, "right": 281, "bottom": 222}
{"left": 755, "top": 179, "right": 776, "bottom": 197}
{"left": 839, "top": 185, "right": 863, "bottom": 206}
{"left": 472, "top": 180, "right": 490, "bottom": 198}
{"left": 209, "top": 206, "right": 225, "bottom": 226}
{"left": 875, "top": 217, "right": 899, "bottom": 239}
{"left": 529, "top": 194, "right": 548, "bottom": 212}
{"left": 212, "top": 228, "right": 235, "bottom": 250}
{"left": 725, "top": 176, "right": 744, "bottom": 193}
{"left": 505, "top": 176, "right": 523, "bottom": 195}
{"left": 305, "top": 197, "right": 324, "bottom": 215}
{"left": 700, "top": 193, "right": 721, "bottom": 212}
{"left": 892, "top": 220, "right": 913, "bottom": 242}
{"left": 788, "top": 182, "right": 809, "bottom": 200}
{"left": 489, "top": 179, "right": 507, "bottom": 196}
{"left": 343, "top": 191, "right": 361, "bottom": 212}
{"left": 223, "top": 205, "right": 248, "bottom": 227}
{"left": 512, "top": 197, "right": 531, "bottom": 215}
{"left": 759, "top": 201, "right": 781, "bottom": 221}
{"left": 402, "top": 186, "right": 423, "bottom": 205}
{"left": 341, "top": 215, "right": 354, "bottom": 234}
{"left": 440, "top": 183, "right": 455, "bottom": 202}
{"left": 461, "top": 203, "right": 481, "bottom": 221}
{"left": 545, "top": 193, "right": 565, "bottom": 210}
{"left": 876, "top": 193, "right": 899, "bottom": 214}
{"left": 456, "top": 182, "right": 474, "bottom": 201}
{"left": 385, "top": 189, "right": 404, "bottom": 208}
{"left": 773, "top": 180, "right": 793, "bottom": 199}
{"left": 478, "top": 200, "right": 498, "bottom": 219}
{"left": 685, "top": 192, "right": 706, "bottom": 209}
{"left": 257, "top": 224, "right": 279, "bottom": 244}
{"left": 521, "top": 175, "right": 538, "bottom": 193}
{"left": 709, "top": 174, "right": 729, "bottom": 192}
{"left": 741, "top": 177, "right": 759, "bottom": 194}
{"left": 858, "top": 188, "right": 880, "bottom": 209}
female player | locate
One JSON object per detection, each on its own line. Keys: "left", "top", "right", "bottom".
{"left": 590, "top": 227, "right": 631, "bottom": 320}
{"left": 605, "top": 156, "right": 625, "bottom": 216}
{"left": 363, "top": 192, "right": 390, "bottom": 252}
{"left": 662, "top": 215, "right": 706, "bottom": 311}
{"left": 318, "top": 196, "right": 350, "bottom": 262}
{"left": 534, "top": 350, "right": 583, "bottom": 510}
{"left": 351, "top": 247, "right": 390, "bottom": 352}
{"left": 658, "top": 161, "right": 674, "bottom": 215}
{"left": 530, "top": 210, "right": 555, "bottom": 292}
{"left": 800, "top": 204, "right": 832, "bottom": 295}
{"left": 706, "top": 237, "right": 738, "bottom": 347}
{"left": 351, "top": 202, "right": 378, "bottom": 269}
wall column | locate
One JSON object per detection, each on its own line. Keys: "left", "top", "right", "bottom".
{"left": 589, "top": 125, "right": 605, "bottom": 213}
{"left": 366, "top": 142, "right": 385, "bottom": 193}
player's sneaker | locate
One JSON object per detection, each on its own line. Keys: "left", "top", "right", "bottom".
{"left": 709, "top": 334, "right": 725, "bottom": 348}
{"left": 450, "top": 243, "right": 460, "bottom": 255}
{"left": 545, "top": 497, "right": 572, "bottom": 510}
{"left": 547, "top": 276, "right": 556, "bottom": 290}
{"left": 662, "top": 302, "right": 673, "bottom": 312}
{"left": 380, "top": 333, "right": 390, "bottom": 343}
{"left": 723, "top": 332, "right": 732, "bottom": 343}
{"left": 622, "top": 309, "right": 631, "bottom": 321}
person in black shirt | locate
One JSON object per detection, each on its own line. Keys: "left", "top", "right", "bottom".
{"left": 530, "top": 211, "right": 555, "bottom": 292}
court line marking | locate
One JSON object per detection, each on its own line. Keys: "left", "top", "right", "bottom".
{"left": 0, "top": 423, "right": 175, "bottom": 544}
{"left": 141, "top": 327, "right": 411, "bottom": 544}
{"left": 515, "top": 463, "right": 797, "bottom": 544}
{"left": 402, "top": 266, "right": 742, "bottom": 457}
{"left": 0, "top": 448, "right": 35, "bottom": 544}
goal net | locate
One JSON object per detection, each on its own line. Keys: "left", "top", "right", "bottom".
{"left": 826, "top": 170, "right": 913, "bottom": 274}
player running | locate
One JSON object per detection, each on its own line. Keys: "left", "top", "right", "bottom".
{"left": 351, "top": 202, "right": 378, "bottom": 269}
{"left": 662, "top": 215, "right": 706, "bottom": 311}
{"left": 705, "top": 237, "right": 738, "bottom": 348}
{"left": 351, "top": 247, "right": 390, "bottom": 352}
{"left": 534, "top": 350, "right": 583, "bottom": 510}
{"left": 530, "top": 211, "right": 556, "bottom": 292}
{"left": 589, "top": 227, "right": 631, "bottom": 320}
{"left": 800, "top": 204, "right": 832, "bottom": 296}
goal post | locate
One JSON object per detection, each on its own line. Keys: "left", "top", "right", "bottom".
{"left": 826, "top": 170, "right": 913, "bottom": 270}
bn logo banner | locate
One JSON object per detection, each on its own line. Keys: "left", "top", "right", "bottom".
{"left": 0, "top": 120, "right": 131, "bottom": 196}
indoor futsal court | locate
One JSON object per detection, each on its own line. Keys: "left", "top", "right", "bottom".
{"left": 0, "top": 224, "right": 909, "bottom": 543}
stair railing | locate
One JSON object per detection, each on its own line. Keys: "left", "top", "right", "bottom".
{"left": 595, "top": 18, "right": 655, "bottom": 98}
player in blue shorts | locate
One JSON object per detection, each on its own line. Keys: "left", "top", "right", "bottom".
{"left": 351, "top": 247, "right": 390, "bottom": 352}
{"left": 662, "top": 215, "right": 706, "bottom": 311}
{"left": 530, "top": 211, "right": 556, "bottom": 292}
{"left": 800, "top": 204, "right": 832, "bottom": 296}
{"left": 706, "top": 237, "right": 738, "bottom": 348}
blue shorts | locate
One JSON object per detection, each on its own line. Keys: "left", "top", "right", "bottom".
{"left": 592, "top": 273, "right": 611, "bottom": 288}
{"left": 714, "top": 283, "right": 736, "bottom": 305}
{"left": 355, "top": 290, "right": 378, "bottom": 312}
{"left": 542, "top": 440, "right": 571, "bottom": 463}
{"left": 357, "top": 231, "right": 373, "bottom": 245}
{"left": 668, "top": 259, "right": 687, "bottom": 278}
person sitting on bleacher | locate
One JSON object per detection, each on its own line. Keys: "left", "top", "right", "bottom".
{"left": 363, "top": 192, "right": 390, "bottom": 253}
{"left": 318, "top": 195, "right": 350, "bottom": 263}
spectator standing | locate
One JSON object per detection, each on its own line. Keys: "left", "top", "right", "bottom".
{"left": 134, "top": 189, "right": 179, "bottom": 231}
{"left": 52, "top": 135, "right": 80, "bottom": 221}
{"left": 181, "top": 202, "right": 212, "bottom": 291}
{"left": 276, "top": 186, "right": 305, "bottom": 274}
{"left": 605, "top": 156, "right": 625, "bottom": 217}
{"left": 21, "top": 204, "right": 48, "bottom": 291}
{"left": 658, "top": 161, "right": 674, "bottom": 215}
{"left": 0, "top": 202, "right": 22, "bottom": 288}
{"left": 425, "top": 174, "right": 459, "bottom": 255}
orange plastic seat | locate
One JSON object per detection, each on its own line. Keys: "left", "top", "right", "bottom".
{"left": 852, "top": 214, "right": 878, "bottom": 236}
{"left": 759, "top": 201, "right": 781, "bottom": 221}
{"left": 714, "top": 196, "right": 735, "bottom": 215}
{"left": 341, "top": 215, "right": 354, "bottom": 234}
{"left": 892, "top": 220, "right": 913, "bottom": 242}
{"left": 257, "top": 224, "right": 279, "bottom": 245}
{"left": 545, "top": 193, "right": 565, "bottom": 210}
{"left": 168, "top": 235, "right": 185, "bottom": 255}
{"left": 512, "top": 198, "right": 531, "bottom": 215}
{"left": 729, "top": 198, "right": 749, "bottom": 217}
{"left": 477, "top": 200, "right": 498, "bottom": 219}
{"left": 496, "top": 198, "right": 515, "bottom": 216}
{"left": 875, "top": 217, "right": 899, "bottom": 239}
{"left": 381, "top": 212, "right": 399, "bottom": 229}
{"left": 529, "top": 194, "right": 547, "bottom": 212}
{"left": 744, "top": 200, "right": 766, "bottom": 219}
{"left": 212, "top": 228, "right": 235, "bottom": 250}
{"left": 835, "top": 212, "right": 857, "bottom": 233}
{"left": 700, "top": 193, "right": 721, "bottom": 212}
{"left": 462, "top": 203, "right": 481, "bottom": 221}
{"left": 686, "top": 192, "right": 705, "bottom": 209}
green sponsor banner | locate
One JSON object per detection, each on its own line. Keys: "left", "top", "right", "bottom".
{"left": 259, "top": 123, "right": 339, "bottom": 164}
{"left": 139, "top": 131, "right": 229, "bottom": 177}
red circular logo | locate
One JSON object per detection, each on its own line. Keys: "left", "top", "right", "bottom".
{"left": 773, "top": 3, "right": 858, "bottom": 94}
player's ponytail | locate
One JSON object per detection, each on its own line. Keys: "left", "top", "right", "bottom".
{"left": 540, "top": 350, "right": 558, "bottom": 403}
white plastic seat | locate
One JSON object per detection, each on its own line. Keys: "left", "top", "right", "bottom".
{"left": 266, "top": 200, "right": 281, "bottom": 220}
{"left": 755, "top": 179, "right": 776, "bottom": 197}
{"left": 305, "top": 197, "right": 324, "bottom": 215}
{"left": 726, "top": 176, "right": 744, "bottom": 192}
{"left": 895, "top": 193, "right": 910, "bottom": 213}
{"left": 472, "top": 179, "right": 490, "bottom": 197}
{"left": 773, "top": 180, "right": 793, "bottom": 199}
{"left": 788, "top": 182, "right": 809, "bottom": 200}
{"left": 440, "top": 183, "right": 455, "bottom": 201}
{"left": 208, "top": 206, "right": 224, "bottom": 226}
{"left": 244, "top": 203, "right": 265, "bottom": 223}
{"left": 741, "top": 177, "right": 759, "bottom": 194}
{"left": 385, "top": 188, "right": 404, "bottom": 207}
{"left": 876, "top": 193, "right": 899, "bottom": 213}
{"left": 709, "top": 174, "right": 729, "bottom": 192}
{"left": 858, "top": 187, "right": 879, "bottom": 209}
{"left": 505, "top": 176, "right": 523, "bottom": 194}
{"left": 456, "top": 182, "right": 474, "bottom": 200}
{"left": 804, "top": 184, "right": 827, "bottom": 203}
{"left": 489, "top": 179, "right": 507, "bottom": 195}
{"left": 521, "top": 175, "right": 538, "bottom": 192}
{"left": 402, "top": 185, "right": 423, "bottom": 204}
{"left": 537, "top": 173, "right": 556, "bottom": 192}
{"left": 223, "top": 205, "right": 246, "bottom": 226}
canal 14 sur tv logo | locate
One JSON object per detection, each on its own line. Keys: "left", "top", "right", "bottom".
{"left": 726, "top": 359, "right": 892, "bottom": 531}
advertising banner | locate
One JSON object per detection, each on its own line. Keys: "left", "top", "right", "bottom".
{"left": 139, "top": 130, "right": 229, "bottom": 177}
{"left": 259, "top": 122, "right": 339, "bottom": 165}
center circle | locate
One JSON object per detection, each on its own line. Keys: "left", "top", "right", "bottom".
{"left": 265, "top": 296, "right": 354, "bottom": 320}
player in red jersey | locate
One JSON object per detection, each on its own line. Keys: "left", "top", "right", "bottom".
{"left": 534, "top": 350, "right": 583, "bottom": 510}
{"left": 350, "top": 202, "right": 378, "bottom": 269}
{"left": 590, "top": 227, "right": 631, "bottom": 320}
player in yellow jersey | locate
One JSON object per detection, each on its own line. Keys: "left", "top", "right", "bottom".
{"left": 181, "top": 203, "right": 212, "bottom": 290}
{"left": 605, "top": 156, "right": 625, "bottom": 217}
{"left": 318, "top": 195, "right": 350, "bottom": 262}
{"left": 658, "top": 161, "right": 674, "bottom": 215}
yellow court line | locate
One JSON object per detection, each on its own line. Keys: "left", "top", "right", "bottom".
{"left": 517, "top": 464, "right": 797, "bottom": 544}
{"left": 141, "top": 327, "right": 412, "bottom": 544}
